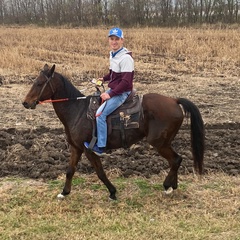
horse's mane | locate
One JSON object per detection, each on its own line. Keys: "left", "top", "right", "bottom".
{"left": 54, "top": 72, "right": 91, "bottom": 113}
{"left": 56, "top": 72, "right": 85, "bottom": 99}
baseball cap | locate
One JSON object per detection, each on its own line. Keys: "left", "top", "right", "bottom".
{"left": 108, "top": 27, "right": 124, "bottom": 38}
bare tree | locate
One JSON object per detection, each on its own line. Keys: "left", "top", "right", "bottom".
{"left": 0, "top": 0, "right": 239, "bottom": 26}
{"left": 0, "top": 0, "right": 4, "bottom": 22}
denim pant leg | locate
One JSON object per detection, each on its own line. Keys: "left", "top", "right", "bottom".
{"left": 96, "top": 91, "right": 131, "bottom": 148}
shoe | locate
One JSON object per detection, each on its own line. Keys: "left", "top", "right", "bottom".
{"left": 84, "top": 142, "right": 105, "bottom": 157}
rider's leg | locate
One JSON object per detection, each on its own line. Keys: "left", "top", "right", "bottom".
{"left": 96, "top": 91, "right": 130, "bottom": 148}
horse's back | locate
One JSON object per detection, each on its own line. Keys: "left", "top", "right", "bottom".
{"left": 142, "top": 93, "right": 183, "bottom": 120}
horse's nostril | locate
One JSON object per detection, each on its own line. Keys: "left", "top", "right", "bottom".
{"left": 22, "top": 102, "right": 28, "bottom": 108}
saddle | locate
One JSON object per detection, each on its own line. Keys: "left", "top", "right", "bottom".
{"left": 87, "top": 90, "right": 143, "bottom": 148}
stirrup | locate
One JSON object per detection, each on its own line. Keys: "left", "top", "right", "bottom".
{"left": 88, "top": 136, "right": 97, "bottom": 150}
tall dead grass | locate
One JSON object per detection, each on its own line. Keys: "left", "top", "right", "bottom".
{"left": 0, "top": 26, "right": 239, "bottom": 79}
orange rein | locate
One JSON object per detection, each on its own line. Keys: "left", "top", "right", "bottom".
{"left": 39, "top": 96, "right": 87, "bottom": 104}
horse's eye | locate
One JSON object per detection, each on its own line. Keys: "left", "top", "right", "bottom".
{"left": 35, "top": 80, "right": 43, "bottom": 87}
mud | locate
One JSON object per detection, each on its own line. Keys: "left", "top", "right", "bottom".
{"left": 0, "top": 74, "right": 239, "bottom": 180}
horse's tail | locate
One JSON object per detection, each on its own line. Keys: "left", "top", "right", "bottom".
{"left": 177, "top": 98, "right": 205, "bottom": 174}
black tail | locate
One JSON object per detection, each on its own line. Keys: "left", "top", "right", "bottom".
{"left": 177, "top": 98, "right": 205, "bottom": 174}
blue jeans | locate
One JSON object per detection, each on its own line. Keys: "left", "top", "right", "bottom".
{"left": 96, "top": 90, "right": 131, "bottom": 148}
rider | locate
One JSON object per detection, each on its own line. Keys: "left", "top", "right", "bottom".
{"left": 84, "top": 27, "right": 134, "bottom": 156}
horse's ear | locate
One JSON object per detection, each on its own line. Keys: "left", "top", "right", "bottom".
{"left": 47, "top": 64, "right": 56, "bottom": 78}
{"left": 43, "top": 64, "right": 49, "bottom": 71}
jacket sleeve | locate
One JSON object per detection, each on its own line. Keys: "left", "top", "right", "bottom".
{"left": 103, "top": 70, "right": 111, "bottom": 82}
{"left": 108, "top": 71, "right": 133, "bottom": 97}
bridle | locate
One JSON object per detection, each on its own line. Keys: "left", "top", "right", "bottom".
{"left": 29, "top": 72, "right": 98, "bottom": 107}
{"left": 36, "top": 72, "right": 55, "bottom": 104}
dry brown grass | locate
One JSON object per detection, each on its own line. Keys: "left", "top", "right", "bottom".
{"left": 0, "top": 26, "right": 239, "bottom": 79}
{"left": 1, "top": 25, "right": 238, "bottom": 125}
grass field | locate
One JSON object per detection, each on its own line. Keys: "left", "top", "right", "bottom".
{"left": 0, "top": 172, "right": 240, "bottom": 240}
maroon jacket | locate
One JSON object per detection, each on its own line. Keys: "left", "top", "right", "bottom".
{"left": 103, "top": 48, "right": 134, "bottom": 97}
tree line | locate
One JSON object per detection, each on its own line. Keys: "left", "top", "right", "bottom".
{"left": 0, "top": 0, "right": 239, "bottom": 26}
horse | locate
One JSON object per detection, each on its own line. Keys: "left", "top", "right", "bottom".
{"left": 22, "top": 64, "right": 204, "bottom": 200}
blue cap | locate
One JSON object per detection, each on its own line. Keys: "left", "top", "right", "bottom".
{"left": 108, "top": 28, "right": 124, "bottom": 38}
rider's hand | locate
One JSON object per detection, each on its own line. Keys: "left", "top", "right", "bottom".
{"left": 100, "top": 92, "right": 110, "bottom": 101}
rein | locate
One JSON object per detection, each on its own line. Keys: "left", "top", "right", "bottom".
{"left": 39, "top": 96, "right": 87, "bottom": 104}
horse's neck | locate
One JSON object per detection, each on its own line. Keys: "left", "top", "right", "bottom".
{"left": 53, "top": 100, "right": 87, "bottom": 129}
{"left": 52, "top": 75, "right": 87, "bottom": 128}
{"left": 53, "top": 75, "right": 82, "bottom": 100}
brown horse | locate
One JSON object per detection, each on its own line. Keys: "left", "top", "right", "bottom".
{"left": 23, "top": 64, "right": 204, "bottom": 200}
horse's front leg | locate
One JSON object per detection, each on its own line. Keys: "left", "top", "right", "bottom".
{"left": 57, "top": 146, "right": 83, "bottom": 199}
{"left": 85, "top": 151, "right": 117, "bottom": 200}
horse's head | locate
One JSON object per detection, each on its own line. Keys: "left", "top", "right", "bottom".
{"left": 22, "top": 64, "right": 56, "bottom": 109}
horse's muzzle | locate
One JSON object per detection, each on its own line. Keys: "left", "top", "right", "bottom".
{"left": 22, "top": 101, "right": 38, "bottom": 109}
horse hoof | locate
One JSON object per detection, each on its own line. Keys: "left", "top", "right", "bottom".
{"left": 57, "top": 193, "right": 65, "bottom": 199}
{"left": 164, "top": 187, "right": 173, "bottom": 195}
{"left": 109, "top": 194, "right": 117, "bottom": 201}
{"left": 109, "top": 197, "right": 117, "bottom": 201}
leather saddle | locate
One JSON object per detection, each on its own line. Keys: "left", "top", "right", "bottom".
{"left": 87, "top": 90, "right": 143, "bottom": 135}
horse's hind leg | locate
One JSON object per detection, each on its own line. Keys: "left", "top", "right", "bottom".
{"left": 85, "top": 151, "right": 117, "bottom": 200}
{"left": 58, "top": 146, "right": 83, "bottom": 198}
{"left": 146, "top": 123, "right": 182, "bottom": 191}
{"left": 158, "top": 145, "right": 182, "bottom": 191}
